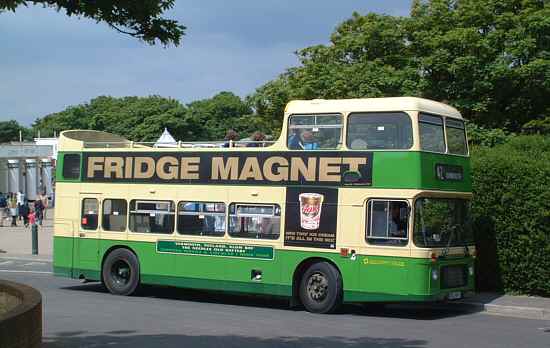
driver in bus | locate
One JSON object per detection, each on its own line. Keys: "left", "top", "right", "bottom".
{"left": 389, "top": 203, "right": 407, "bottom": 238}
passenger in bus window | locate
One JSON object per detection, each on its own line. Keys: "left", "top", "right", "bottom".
{"left": 302, "top": 131, "right": 319, "bottom": 150}
{"left": 288, "top": 129, "right": 303, "bottom": 150}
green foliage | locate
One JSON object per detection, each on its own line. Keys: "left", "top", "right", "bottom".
{"left": 471, "top": 136, "right": 550, "bottom": 296}
{"left": 33, "top": 96, "right": 190, "bottom": 142}
{"left": 186, "top": 92, "right": 253, "bottom": 140}
{"left": 522, "top": 115, "right": 550, "bottom": 135}
{"left": 0, "top": 120, "right": 32, "bottom": 143}
{"left": 250, "top": 0, "right": 550, "bottom": 132}
{"left": 466, "top": 122, "right": 514, "bottom": 147}
{"left": 1, "top": 0, "right": 185, "bottom": 45}
{"left": 31, "top": 93, "right": 263, "bottom": 142}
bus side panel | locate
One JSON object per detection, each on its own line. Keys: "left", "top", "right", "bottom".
{"left": 278, "top": 249, "right": 360, "bottom": 298}
{"left": 53, "top": 188, "right": 79, "bottom": 279}
{"left": 99, "top": 239, "right": 174, "bottom": 286}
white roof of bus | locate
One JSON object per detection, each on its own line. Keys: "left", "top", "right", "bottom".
{"left": 285, "top": 97, "right": 463, "bottom": 119}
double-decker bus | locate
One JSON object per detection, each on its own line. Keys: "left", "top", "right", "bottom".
{"left": 53, "top": 97, "right": 475, "bottom": 313}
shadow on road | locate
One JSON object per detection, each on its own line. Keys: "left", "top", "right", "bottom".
{"left": 61, "top": 282, "right": 475, "bottom": 320}
{"left": 43, "top": 332, "right": 428, "bottom": 348}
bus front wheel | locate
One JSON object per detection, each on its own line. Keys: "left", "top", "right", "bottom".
{"left": 102, "top": 248, "right": 140, "bottom": 296}
{"left": 299, "top": 262, "right": 342, "bottom": 314}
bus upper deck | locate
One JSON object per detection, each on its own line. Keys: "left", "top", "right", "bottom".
{"left": 57, "top": 97, "right": 470, "bottom": 192}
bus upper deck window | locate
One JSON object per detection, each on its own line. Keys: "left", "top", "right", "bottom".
{"left": 446, "top": 119, "right": 468, "bottom": 155}
{"left": 288, "top": 114, "right": 342, "bottom": 150}
{"left": 419, "top": 114, "right": 446, "bottom": 153}
{"left": 347, "top": 112, "right": 413, "bottom": 150}
{"left": 62, "top": 154, "right": 81, "bottom": 179}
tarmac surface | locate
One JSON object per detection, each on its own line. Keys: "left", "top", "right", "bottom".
{"left": 0, "top": 210, "right": 548, "bottom": 348}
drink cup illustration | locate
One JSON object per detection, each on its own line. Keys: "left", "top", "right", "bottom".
{"left": 299, "top": 193, "right": 324, "bottom": 230}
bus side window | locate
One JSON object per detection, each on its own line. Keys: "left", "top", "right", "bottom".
{"left": 102, "top": 199, "right": 128, "bottom": 232}
{"left": 81, "top": 198, "right": 98, "bottom": 230}
{"left": 129, "top": 200, "right": 175, "bottom": 234}
{"left": 177, "top": 202, "right": 225, "bottom": 237}
{"left": 228, "top": 203, "right": 280, "bottom": 240}
{"left": 366, "top": 200, "right": 409, "bottom": 246}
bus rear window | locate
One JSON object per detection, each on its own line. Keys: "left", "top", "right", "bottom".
{"left": 62, "top": 154, "right": 81, "bottom": 179}
{"left": 419, "top": 114, "right": 446, "bottom": 153}
{"left": 288, "top": 114, "right": 342, "bottom": 150}
{"left": 347, "top": 112, "right": 413, "bottom": 150}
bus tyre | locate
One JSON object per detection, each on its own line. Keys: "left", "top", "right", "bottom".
{"left": 102, "top": 248, "right": 140, "bottom": 296}
{"left": 299, "top": 262, "right": 342, "bottom": 314}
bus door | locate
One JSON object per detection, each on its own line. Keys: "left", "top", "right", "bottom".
{"left": 76, "top": 194, "right": 101, "bottom": 276}
{"left": 360, "top": 199, "right": 410, "bottom": 295}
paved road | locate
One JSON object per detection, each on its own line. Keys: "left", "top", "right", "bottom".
{"left": 0, "top": 258, "right": 548, "bottom": 348}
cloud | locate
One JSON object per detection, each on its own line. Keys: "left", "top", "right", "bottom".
{"left": 0, "top": 1, "right": 411, "bottom": 126}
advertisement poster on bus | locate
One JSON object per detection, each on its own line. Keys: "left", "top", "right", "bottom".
{"left": 284, "top": 187, "right": 338, "bottom": 249}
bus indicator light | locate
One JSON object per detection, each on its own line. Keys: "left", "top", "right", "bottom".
{"left": 340, "top": 248, "right": 349, "bottom": 257}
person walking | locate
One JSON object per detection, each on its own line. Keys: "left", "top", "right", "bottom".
{"left": 16, "top": 191, "right": 24, "bottom": 221}
{"left": 28, "top": 207, "right": 36, "bottom": 228}
{"left": 34, "top": 198, "right": 44, "bottom": 226}
{"left": 8, "top": 194, "right": 17, "bottom": 227}
{"left": 39, "top": 191, "right": 49, "bottom": 222}
{"left": 0, "top": 192, "right": 6, "bottom": 227}
{"left": 19, "top": 200, "right": 30, "bottom": 227}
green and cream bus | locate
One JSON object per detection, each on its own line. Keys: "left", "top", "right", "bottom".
{"left": 53, "top": 97, "right": 475, "bottom": 313}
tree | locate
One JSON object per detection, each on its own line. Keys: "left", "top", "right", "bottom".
{"left": 31, "top": 93, "right": 260, "bottom": 142}
{"left": 185, "top": 92, "right": 254, "bottom": 140}
{"left": 1, "top": 0, "right": 185, "bottom": 45}
{"left": 33, "top": 96, "right": 191, "bottom": 142}
{"left": 0, "top": 120, "right": 31, "bottom": 143}
{"left": 250, "top": 0, "right": 550, "bottom": 132}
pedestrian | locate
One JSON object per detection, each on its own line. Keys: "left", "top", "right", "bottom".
{"left": 28, "top": 207, "right": 36, "bottom": 229}
{"left": 40, "top": 191, "right": 49, "bottom": 221}
{"left": 247, "top": 131, "right": 266, "bottom": 148}
{"left": 16, "top": 191, "right": 24, "bottom": 221}
{"left": 0, "top": 192, "right": 6, "bottom": 227}
{"left": 20, "top": 200, "right": 30, "bottom": 227}
{"left": 222, "top": 129, "right": 239, "bottom": 148}
{"left": 34, "top": 198, "right": 44, "bottom": 226}
{"left": 8, "top": 194, "right": 17, "bottom": 227}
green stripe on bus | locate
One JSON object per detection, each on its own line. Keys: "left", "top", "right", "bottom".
{"left": 53, "top": 236, "right": 475, "bottom": 302}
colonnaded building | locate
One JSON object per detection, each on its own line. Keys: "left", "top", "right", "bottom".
{"left": 0, "top": 138, "right": 57, "bottom": 201}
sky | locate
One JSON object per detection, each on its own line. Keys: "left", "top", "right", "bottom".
{"left": 0, "top": 1, "right": 411, "bottom": 126}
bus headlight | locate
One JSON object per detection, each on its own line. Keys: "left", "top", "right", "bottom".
{"left": 468, "top": 266, "right": 474, "bottom": 276}
{"left": 431, "top": 269, "right": 439, "bottom": 281}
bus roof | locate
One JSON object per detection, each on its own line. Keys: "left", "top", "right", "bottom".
{"left": 285, "top": 97, "right": 463, "bottom": 119}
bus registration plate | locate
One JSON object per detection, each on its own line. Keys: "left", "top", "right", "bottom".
{"left": 448, "top": 291, "right": 462, "bottom": 300}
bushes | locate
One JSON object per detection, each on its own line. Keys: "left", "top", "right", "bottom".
{"left": 471, "top": 135, "right": 550, "bottom": 296}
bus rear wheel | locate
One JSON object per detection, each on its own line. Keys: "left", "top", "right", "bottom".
{"left": 299, "top": 262, "right": 342, "bottom": 314}
{"left": 102, "top": 248, "right": 140, "bottom": 296}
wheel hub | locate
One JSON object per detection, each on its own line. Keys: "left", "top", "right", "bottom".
{"left": 307, "top": 272, "right": 328, "bottom": 302}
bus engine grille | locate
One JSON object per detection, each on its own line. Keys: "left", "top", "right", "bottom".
{"left": 441, "top": 265, "right": 467, "bottom": 289}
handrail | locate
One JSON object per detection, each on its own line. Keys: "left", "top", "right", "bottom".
{"left": 81, "top": 140, "right": 277, "bottom": 149}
